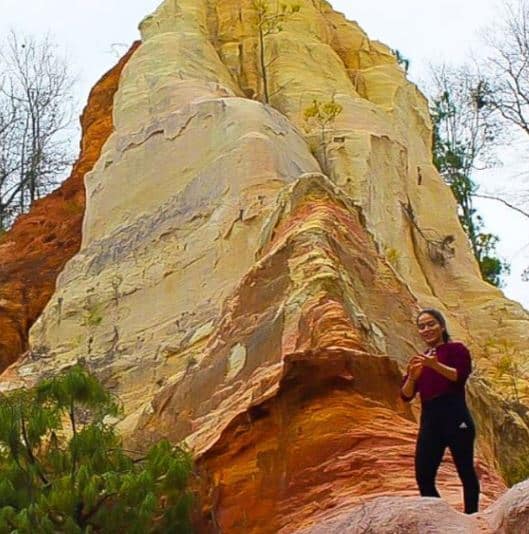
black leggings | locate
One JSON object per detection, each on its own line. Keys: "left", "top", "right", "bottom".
{"left": 415, "top": 394, "right": 480, "bottom": 514}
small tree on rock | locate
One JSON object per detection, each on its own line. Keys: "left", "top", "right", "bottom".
{"left": 303, "top": 97, "right": 343, "bottom": 173}
{"left": 485, "top": 338, "right": 529, "bottom": 404}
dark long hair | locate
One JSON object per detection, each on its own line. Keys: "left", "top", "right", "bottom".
{"left": 417, "top": 308, "right": 451, "bottom": 343}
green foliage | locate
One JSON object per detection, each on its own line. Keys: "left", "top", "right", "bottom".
{"left": 430, "top": 66, "right": 509, "bottom": 286}
{"left": 254, "top": 0, "right": 300, "bottom": 34}
{"left": 392, "top": 49, "right": 410, "bottom": 73}
{"left": 82, "top": 303, "right": 104, "bottom": 328}
{"left": 0, "top": 365, "right": 194, "bottom": 533}
{"left": 303, "top": 98, "right": 343, "bottom": 172}
{"left": 303, "top": 98, "right": 343, "bottom": 125}
{"left": 475, "top": 230, "right": 510, "bottom": 287}
{"left": 384, "top": 247, "right": 400, "bottom": 267}
{"left": 485, "top": 338, "right": 529, "bottom": 404}
{"left": 505, "top": 456, "right": 529, "bottom": 486}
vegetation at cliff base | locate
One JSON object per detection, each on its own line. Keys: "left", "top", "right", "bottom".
{"left": 0, "top": 365, "right": 194, "bottom": 533}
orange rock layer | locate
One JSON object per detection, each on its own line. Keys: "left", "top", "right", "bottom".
{"left": 0, "top": 43, "right": 139, "bottom": 370}
{"left": 199, "top": 384, "right": 504, "bottom": 533}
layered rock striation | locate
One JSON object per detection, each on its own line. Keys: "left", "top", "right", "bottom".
{"left": 1, "top": 0, "right": 529, "bottom": 531}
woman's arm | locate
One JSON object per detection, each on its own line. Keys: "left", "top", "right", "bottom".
{"left": 401, "top": 375, "right": 417, "bottom": 400}
{"left": 429, "top": 359, "right": 458, "bottom": 381}
{"left": 400, "top": 359, "right": 422, "bottom": 400}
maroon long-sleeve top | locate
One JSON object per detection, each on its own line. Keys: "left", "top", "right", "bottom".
{"left": 400, "top": 342, "right": 472, "bottom": 403}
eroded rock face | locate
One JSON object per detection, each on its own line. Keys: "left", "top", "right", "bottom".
{"left": 295, "top": 480, "right": 529, "bottom": 534}
{"left": 1, "top": 0, "right": 529, "bottom": 531}
{"left": 0, "top": 43, "right": 139, "bottom": 370}
{"left": 138, "top": 175, "right": 505, "bottom": 532}
{"left": 481, "top": 479, "right": 529, "bottom": 533}
{"left": 296, "top": 498, "right": 480, "bottom": 534}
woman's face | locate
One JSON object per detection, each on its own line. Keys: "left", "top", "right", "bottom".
{"left": 417, "top": 313, "right": 445, "bottom": 347}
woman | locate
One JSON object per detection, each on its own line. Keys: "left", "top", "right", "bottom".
{"left": 401, "top": 308, "right": 480, "bottom": 514}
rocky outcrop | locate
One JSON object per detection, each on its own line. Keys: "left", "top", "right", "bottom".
{"left": 0, "top": 43, "right": 139, "bottom": 370}
{"left": 1, "top": 0, "right": 528, "bottom": 531}
{"left": 139, "top": 174, "right": 505, "bottom": 532}
{"left": 295, "top": 479, "right": 529, "bottom": 533}
{"left": 481, "top": 479, "right": 529, "bottom": 533}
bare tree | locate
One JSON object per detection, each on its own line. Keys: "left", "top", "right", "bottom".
{"left": 484, "top": 0, "right": 529, "bottom": 135}
{"left": 0, "top": 31, "right": 76, "bottom": 231}
{"left": 480, "top": 0, "right": 529, "bottom": 279}
{"left": 427, "top": 63, "right": 510, "bottom": 285}
{"left": 0, "top": 91, "right": 20, "bottom": 228}
{"left": 429, "top": 63, "right": 501, "bottom": 181}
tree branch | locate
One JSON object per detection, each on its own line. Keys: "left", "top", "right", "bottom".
{"left": 472, "top": 193, "right": 529, "bottom": 219}
{"left": 20, "top": 413, "right": 49, "bottom": 485}
{"left": 80, "top": 491, "right": 117, "bottom": 525}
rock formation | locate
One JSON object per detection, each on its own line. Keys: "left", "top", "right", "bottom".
{"left": 1, "top": 0, "right": 529, "bottom": 531}
{"left": 296, "top": 479, "right": 529, "bottom": 533}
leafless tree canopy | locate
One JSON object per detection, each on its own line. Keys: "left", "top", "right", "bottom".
{"left": 482, "top": 0, "right": 529, "bottom": 213}
{"left": 480, "top": 0, "right": 529, "bottom": 280}
{"left": 429, "top": 63, "right": 502, "bottom": 176}
{"left": 484, "top": 0, "right": 529, "bottom": 136}
{"left": 0, "top": 31, "right": 76, "bottom": 230}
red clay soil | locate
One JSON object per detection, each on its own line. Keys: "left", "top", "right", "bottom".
{"left": 0, "top": 42, "right": 139, "bottom": 371}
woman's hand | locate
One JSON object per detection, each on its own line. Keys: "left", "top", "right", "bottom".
{"left": 401, "top": 357, "right": 422, "bottom": 401}
{"left": 416, "top": 350, "right": 459, "bottom": 382}
{"left": 416, "top": 351, "right": 438, "bottom": 369}
{"left": 407, "top": 356, "right": 423, "bottom": 380}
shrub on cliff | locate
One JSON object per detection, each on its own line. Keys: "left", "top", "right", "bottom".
{"left": 0, "top": 365, "right": 194, "bottom": 533}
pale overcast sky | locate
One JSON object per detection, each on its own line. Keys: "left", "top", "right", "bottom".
{"left": 2, "top": 0, "right": 528, "bottom": 309}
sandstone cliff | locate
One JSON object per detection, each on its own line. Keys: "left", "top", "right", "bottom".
{"left": 1, "top": 0, "right": 529, "bottom": 531}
